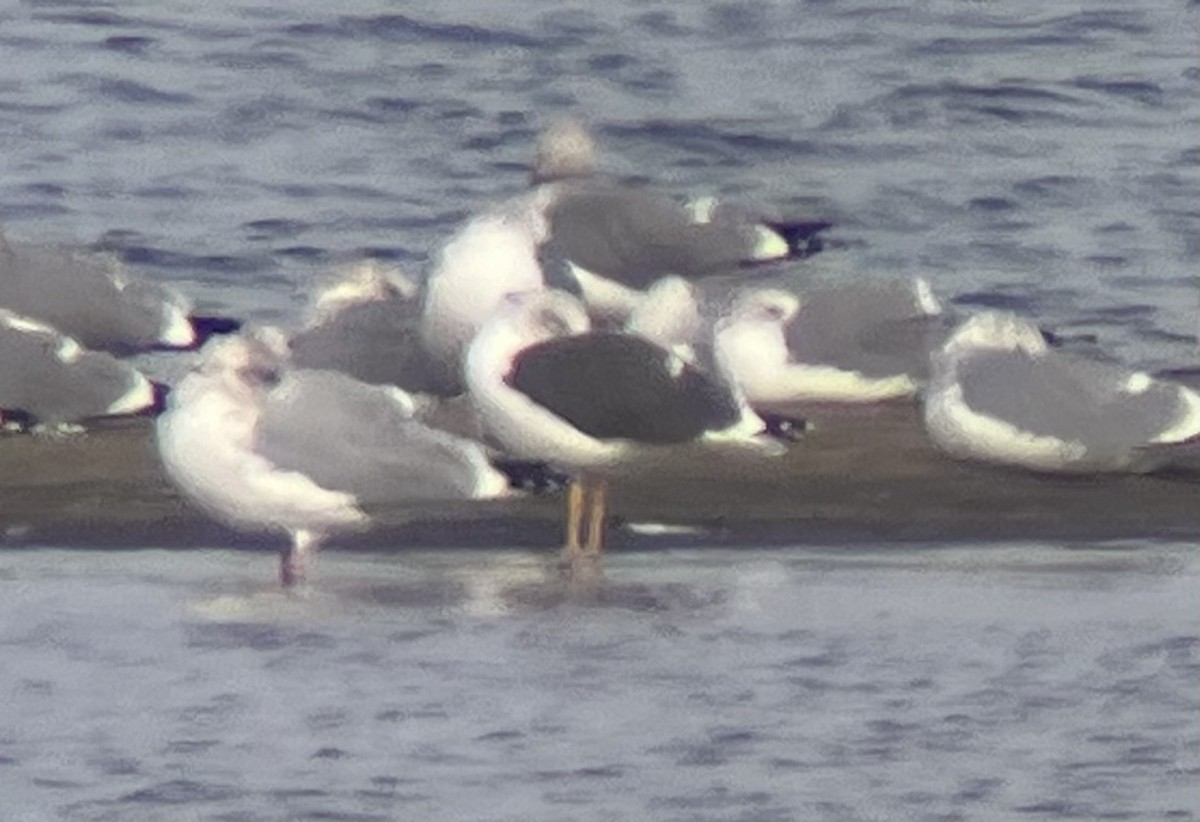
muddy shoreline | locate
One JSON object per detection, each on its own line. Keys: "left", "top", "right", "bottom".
{"left": 1, "top": 404, "right": 1197, "bottom": 553}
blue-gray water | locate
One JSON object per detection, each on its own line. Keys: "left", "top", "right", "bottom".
{"left": 1, "top": 0, "right": 1197, "bottom": 371}
{"left": 2, "top": 545, "right": 1198, "bottom": 821}
{"left": 1, "top": 0, "right": 1198, "bottom": 819}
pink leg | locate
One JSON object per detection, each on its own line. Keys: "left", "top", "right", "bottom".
{"left": 280, "top": 529, "right": 320, "bottom": 587}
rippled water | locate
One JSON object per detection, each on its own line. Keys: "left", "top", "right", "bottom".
{"left": 1, "top": 0, "right": 1197, "bottom": 370}
{"left": 1, "top": 1, "right": 1198, "bottom": 819}
{"left": 1, "top": 544, "right": 1197, "bottom": 821}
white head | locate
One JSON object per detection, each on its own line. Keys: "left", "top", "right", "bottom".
{"left": 504, "top": 289, "right": 592, "bottom": 345}
{"left": 722, "top": 288, "right": 802, "bottom": 329}
{"left": 941, "top": 311, "right": 1047, "bottom": 359}
{"left": 307, "top": 260, "right": 416, "bottom": 327}
{"left": 627, "top": 276, "right": 702, "bottom": 351}
{"left": 530, "top": 118, "right": 596, "bottom": 185}
{"left": 466, "top": 290, "right": 591, "bottom": 383}
{"left": 194, "top": 327, "right": 289, "bottom": 397}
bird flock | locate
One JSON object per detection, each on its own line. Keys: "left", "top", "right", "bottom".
{"left": 3, "top": 120, "right": 1199, "bottom": 587}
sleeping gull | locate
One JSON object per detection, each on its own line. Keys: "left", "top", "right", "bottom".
{"left": 713, "top": 278, "right": 950, "bottom": 405}
{"left": 0, "top": 309, "right": 160, "bottom": 430}
{"left": 923, "top": 311, "right": 1200, "bottom": 473}
{"left": 532, "top": 119, "right": 832, "bottom": 322}
{"left": 0, "top": 231, "right": 239, "bottom": 354}
{"left": 289, "top": 260, "right": 453, "bottom": 395}
{"left": 465, "top": 289, "right": 791, "bottom": 566}
{"left": 157, "top": 329, "right": 510, "bottom": 587}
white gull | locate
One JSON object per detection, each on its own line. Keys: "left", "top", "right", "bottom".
{"left": 157, "top": 329, "right": 509, "bottom": 586}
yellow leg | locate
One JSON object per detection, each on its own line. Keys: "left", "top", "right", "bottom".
{"left": 564, "top": 475, "right": 607, "bottom": 598}
{"left": 564, "top": 476, "right": 586, "bottom": 559}
{"left": 584, "top": 477, "right": 609, "bottom": 557}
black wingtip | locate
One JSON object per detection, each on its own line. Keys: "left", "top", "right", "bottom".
{"left": 142, "top": 316, "right": 243, "bottom": 353}
{"left": 138, "top": 380, "right": 172, "bottom": 417}
{"left": 760, "top": 412, "right": 808, "bottom": 443}
{"left": 764, "top": 220, "right": 834, "bottom": 260}
{"left": 1, "top": 408, "right": 35, "bottom": 433}
{"left": 490, "top": 458, "right": 572, "bottom": 495}
{"left": 190, "top": 315, "right": 243, "bottom": 345}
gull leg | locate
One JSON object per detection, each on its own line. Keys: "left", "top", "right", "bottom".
{"left": 281, "top": 528, "right": 320, "bottom": 588}
{"left": 584, "top": 477, "right": 609, "bottom": 557}
{"left": 563, "top": 475, "right": 587, "bottom": 561}
{"left": 564, "top": 476, "right": 607, "bottom": 598}
{"left": 559, "top": 475, "right": 604, "bottom": 595}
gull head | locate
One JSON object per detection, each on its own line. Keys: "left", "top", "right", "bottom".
{"left": 530, "top": 118, "right": 597, "bottom": 185}
{"left": 628, "top": 276, "right": 702, "bottom": 348}
{"left": 725, "top": 288, "right": 802, "bottom": 328}
{"left": 941, "top": 311, "right": 1047, "bottom": 359}
{"left": 307, "top": 260, "right": 416, "bottom": 327}
{"left": 196, "top": 327, "right": 289, "bottom": 393}
{"left": 507, "top": 289, "right": 592, "bottom": 345}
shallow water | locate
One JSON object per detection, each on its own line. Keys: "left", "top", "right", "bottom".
{"left": 1, "top": 544, "right": 1197, "bottom": 821}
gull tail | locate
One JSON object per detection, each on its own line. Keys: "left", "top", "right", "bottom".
{"left": 761, "top": 220, "right": 834, "bottom": 261}
{"left": 147, "top": 315, "right": 243, "bottom": 352}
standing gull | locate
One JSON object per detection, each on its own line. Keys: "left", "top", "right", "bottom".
{"left": 0, "top": 231, "right": 239, "bottom": 354}
{"left": 157, "top": 329, "right": 509, "bottom": 586}
{"left": 465, "top": 290, "right": 788, "bottom": 564}
{"left": 923, "top": 311, "right": 1200, "bottom": 473}
{"left": 420, "top": 188, "right": 553, "bottom": 392}
{"left": 1, "top": 309, "right": 160, "bottom": 430}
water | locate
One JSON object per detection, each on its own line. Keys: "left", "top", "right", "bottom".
{"left": 1, "top": 0, "right": 1197, "bottom": 370}
{"left": 1, "top": 544, "right": 1197, "bottom": 821}
{"left": 1, "top": 1, "right": 1197, "bottom": 818}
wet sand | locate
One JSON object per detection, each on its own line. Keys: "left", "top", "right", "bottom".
{"left": 1, "top": 403, "right": 1197, "bottom": 551}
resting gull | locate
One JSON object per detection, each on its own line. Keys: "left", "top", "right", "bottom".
{"left": 0, "top": 309, "right": 160, "bottom": 430}
{"left": 0, "top": 231, "right": 239, "bottom": 354}
{"left": 465, "top": 289, "right": 790, "bottom": 564}
{"left": 532, "top": 119, "right": 832, "bottom": 322}
{"left": 922, "top": 311, "right": 1200, "bottom": 473}
{"left": 157, "top": 329, "right": 510, "bottom": 586}
{"left": 714, "top": 278, "right": 950, "bottom": 405}
{"left": 289, "top": 260, "right": 454, "bottom": 396}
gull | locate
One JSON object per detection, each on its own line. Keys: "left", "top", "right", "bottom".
{"left": 0, "top": 309, "right": 160, "bottom": 431}
{"left": 532, "top": 119, "right": 832, "bottom": 322}
{"left": 289, "top": 260, "right": 452, "bottom": 395}
{"left": 465, "top": 289, "right": 791, "bottom": 565}
{"left": 0, "top": 231, "right": 239, "bottom": 355}
{"left": 714, "top": 278, "right": 950, "bottom": 405}
{"left": 923, "top": 311, "right": 1200, "bottom": 473}
{"left": 157, "top": 329, "right": 510, "bottom": 586}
